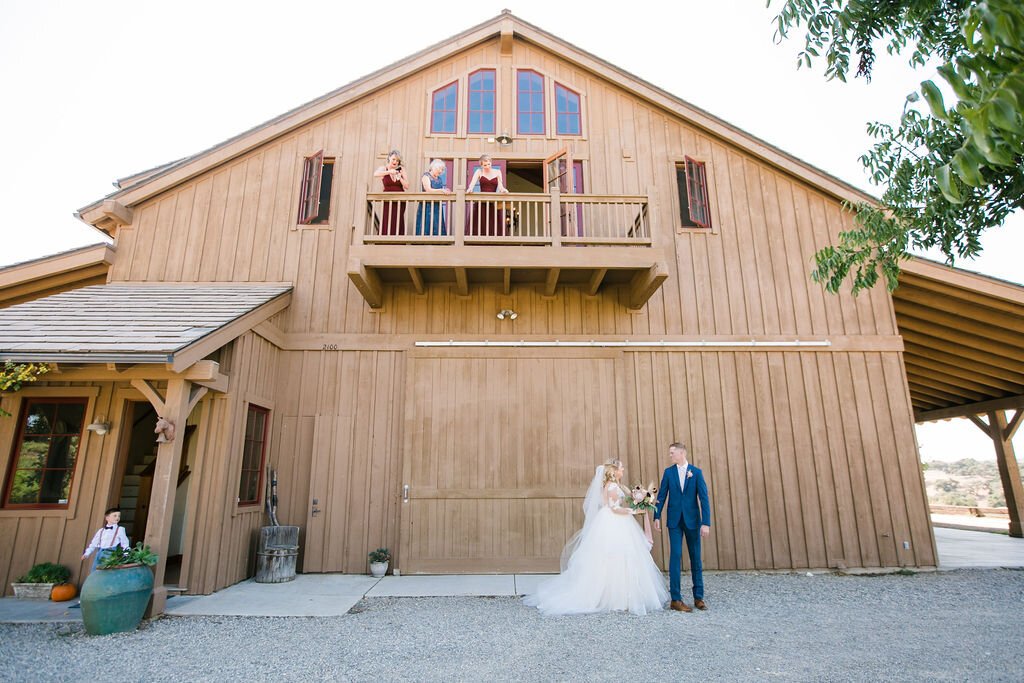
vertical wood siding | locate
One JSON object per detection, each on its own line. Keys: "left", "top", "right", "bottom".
{"left": 1, "top": 34, "right": 936, "bottom": 589}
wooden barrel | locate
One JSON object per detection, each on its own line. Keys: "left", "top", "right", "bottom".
{"left": 255, "top": 545, "right": 298, "bottom": 583}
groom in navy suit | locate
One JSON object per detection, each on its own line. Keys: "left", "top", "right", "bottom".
{"left": 654, "top": 442, "right": 711, "bottom": 612}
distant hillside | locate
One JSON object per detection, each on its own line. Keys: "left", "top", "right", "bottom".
{"left": 922, "top": 458, "right": 1015, "bottom": 508}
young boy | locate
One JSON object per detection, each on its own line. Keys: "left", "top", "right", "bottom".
{"left": 82, "top": 507, "right": 130, "bottom": 570}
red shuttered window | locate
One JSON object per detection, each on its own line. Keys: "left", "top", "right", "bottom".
{"left": 238, "top": 404, "right": 269, "bottom": 506}
{"left": 676, "top": 157, "right": 711, "bottom": 229}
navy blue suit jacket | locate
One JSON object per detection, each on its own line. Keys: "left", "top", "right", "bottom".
{"left": 654, "top": 463, "right": 711, "bottom": 530}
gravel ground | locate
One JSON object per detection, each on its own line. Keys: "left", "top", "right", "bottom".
{"left": 2, "top": 569, "right": 1022, "bottom": 682}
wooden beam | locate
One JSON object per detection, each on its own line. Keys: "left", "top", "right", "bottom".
{"left": 408, "top": 267, "right": 425, "bottom": 295}
{"left": 904, "top": 371, "right": 989, "bottom": 403}
{"left": 900, "top": 258, "right": 1024, "bottom": 307}
{"left": 894, "top": 299, "right": 1024, "bottom": 346}
{"left": 145, "top": 378, "right": 192, "bottom": 615}
{"left": 130, "top": 378, "right": 166, "bottom": 415}
{"left": 903, "top": 344, "right": 1024, "bottom": 387}
{"left": 45, "top": 360, "right": 222, "bottom": 384}
{"left": 967, "top": 414, "right": 993, "bottom": 439}
{"left": 543, "top": 268, "right": 560, "bottom": 296}
{"left": 586, "top": 268, "right": 607, "bottom": 296}
{"left": 347, "top": 257, "right": 384, "bottom": 309}
{"left": 191, "top": 371, "right": 229, "bottom": 394}
{"left": 454, "top": 267, "right": 468, "bottom": 296}
{"left": 901, "top": 330, "right": 1024, "bottom": 376}
{"left": 187, "top": 385, "right": 208, "bottom": 414}
{"left": 628, "top": 262, "right": 668, "bottom": 310}
{"left": 171, "top": 290, "right": 292, "bottom": 372}
{"left": 349, "top": 244, "right": 661, "bottom": 270}
{"left": 907, "top": 381, "right": 963, "bottom": 405}
{"left": 904, "top": 358, "right": 1023, "bottom": 395}
{"left": 915, "top": 394, "right": 1024, "bottom": 422}
{"left": 502, "top": 268, "right": 511, "bottom": 296}
{"left": 1004, "top": 409, "right": 1023, "bottom": 441}
{"left": 894, "top": 282, "right": 1024, "bottom": 330}
{"left": 896, "top": 314, "right": 1024, "bottom": 361}
{"left": 101, "top": 199, "right": 133, "bottom": 226}
{"left": 989, "top": 411, "right": 1024, "bottom": 537}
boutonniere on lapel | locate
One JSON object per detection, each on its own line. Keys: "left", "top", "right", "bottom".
{"left": 686, "top": 470, "right": 693, "bottom": 479}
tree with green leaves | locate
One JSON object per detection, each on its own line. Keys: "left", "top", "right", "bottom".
{"left": 771, "top": 0, "right": 1024, "bottom": 292}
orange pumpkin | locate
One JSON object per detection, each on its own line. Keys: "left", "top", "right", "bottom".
{"left": 50, "top": 583, "right": 77, "bottom": 602}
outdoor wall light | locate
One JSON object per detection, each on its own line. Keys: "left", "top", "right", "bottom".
{"left": 495, "top": 131, "right": 513, "bottom": 145}
{"left": 496, "top": 309, "right": 518, "bottom": 320}
{"left": 86, "top": 419, "right": 112, "bottom": 435}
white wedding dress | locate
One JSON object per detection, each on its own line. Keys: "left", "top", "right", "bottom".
{"left": 524, "top": 466, "right": 669, "bottom": 616}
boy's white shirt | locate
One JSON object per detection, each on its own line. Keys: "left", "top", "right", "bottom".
{"left": 84, "top": 525, "right": 130, "bottom": 556}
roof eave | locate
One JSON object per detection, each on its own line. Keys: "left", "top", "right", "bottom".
{"left": 77, "top": 11, "right": 877, "bottom": 224}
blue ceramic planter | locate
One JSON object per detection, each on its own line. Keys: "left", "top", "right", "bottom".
{"left": 80, "top": 564, "right": 154, "bottom": 636}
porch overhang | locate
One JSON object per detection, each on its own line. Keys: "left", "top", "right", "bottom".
{"left": 348, "top": 245, "right": 669, "bottom": 310}
{"left": 894, "top": 257, "right": 1024, "bottom": 423}
{"left": 0, "top": 282, "right": 293, "bottom": 374}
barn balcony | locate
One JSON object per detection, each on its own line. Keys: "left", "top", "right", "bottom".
{"left": 348, "top": 190, "right": 667, "bottom": 309}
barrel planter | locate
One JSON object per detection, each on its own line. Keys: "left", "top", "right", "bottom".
{"left": 80, "top": 564, "right": 154, "bottom": 636}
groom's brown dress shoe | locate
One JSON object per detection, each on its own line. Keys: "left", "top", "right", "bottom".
{"left": 694, "top": 599, "right": 707, "bottom": 611}
{"left": 670, "top": 600, "right": 692, "bottom": 612}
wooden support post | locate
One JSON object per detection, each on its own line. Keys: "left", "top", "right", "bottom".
{"left": 454, "top": 267, "right": 469, "bottom": 296}
{"left": 586, "top": 268, "right": 607, "bottom": 296}
{"left": 544, "top": 268, "right": 560, "bottom": 296}
{"left": 989, "top": 410, "right": 1024, "bottom": 537}
{"left": 348, "top": 257, "right": 384, "bottom": 309}
{"left": 628, "top": 262, "right": 668, "bottom": 310}
{"left": 549, "top": 186, "right": 562, "bottom": 248}
{"left": 143, "top": 378, "right": 192, "bottom": 616}
{"left": 454, "top": 187, "right": 466, "bottom": 247}
{"left": 408, "top": 267, "right": 425, "bottom": 295}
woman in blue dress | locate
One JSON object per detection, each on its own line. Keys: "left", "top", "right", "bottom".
{"left": 415, "top": 159, "right": 451, "bottom": 235}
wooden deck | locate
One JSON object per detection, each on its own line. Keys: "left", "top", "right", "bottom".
{"left": 349, "top": 191, "right": 666, "bottom": 309}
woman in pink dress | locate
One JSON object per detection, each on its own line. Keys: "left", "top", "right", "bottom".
{"left": 373, "top": 150, "right": 409, "bottom": 235}
{"left": 467, "top": 154, "right": 508, "bottom": 236}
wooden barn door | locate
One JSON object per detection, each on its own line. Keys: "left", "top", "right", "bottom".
{"left": 397, "top": 348, "right": 629, "bottom": 574}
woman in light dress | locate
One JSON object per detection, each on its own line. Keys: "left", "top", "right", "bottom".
{"left": 524, "top": 459, "right": 669, "bottom": 616}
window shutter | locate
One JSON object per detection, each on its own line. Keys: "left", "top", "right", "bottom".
{"left": 297, "top": 150, "right": 324, "bottom": 224}
{"left": 684, "top": 157, "right": 711, "bottom": 228}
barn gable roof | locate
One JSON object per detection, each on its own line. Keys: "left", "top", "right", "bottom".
{"left": 77, "top": 11, "right": 874, "bottom": 231}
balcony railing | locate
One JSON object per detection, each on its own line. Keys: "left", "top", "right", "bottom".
{"left": 359, "top": 190, "right": 651, "bottom": 247}
{"left": 349, "top": 187, "right": 666, "bottom": 311}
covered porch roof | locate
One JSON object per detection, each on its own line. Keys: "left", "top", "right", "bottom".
{"left": 894, "top": 257, "right": 1024, "bottom": 423}
{"left": 0, "top": 282, "right": 292, "bottom": 372}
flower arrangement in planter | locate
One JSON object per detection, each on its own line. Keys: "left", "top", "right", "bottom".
{"left": 11, "top": 562, "right": 71, "bottom": 600}
{"left": 81, "top": 543, "right": 159, "bottom": 636}
{"left": 368, "top": 548, "right": 391, "bottom": 578}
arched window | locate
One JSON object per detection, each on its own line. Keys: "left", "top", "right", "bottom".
{"left": 554, "top": 83, "right": 581, "bottom": 136}
{"left": 516, "top": 70, "right": 545, "bottom": 135}
{"left": 431, "top": 81, "right": 458, "bottom": 134}
{"left": 467, "top": 69, "right": 496, "bottom": 134}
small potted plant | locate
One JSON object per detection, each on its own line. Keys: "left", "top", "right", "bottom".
{"left": 368, "top": 548, "right": 390, "bottom": 577}
{"left": 80, "top": 543, "right": 159, "bottom": 636}
{"left": 11, "top": 562, "right": 70, "bottom": 600}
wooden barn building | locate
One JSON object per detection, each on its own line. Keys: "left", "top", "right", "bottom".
{"left": 2, "top": 12, "right": 1023, "bottom": 615}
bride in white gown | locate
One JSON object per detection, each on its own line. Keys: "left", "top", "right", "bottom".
{"left": 524, "top": 459, "right": 669, "bottom": 616}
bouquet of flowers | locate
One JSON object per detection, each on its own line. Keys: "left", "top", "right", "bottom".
{"left": 627, "top": 483, "right": 658, "bottom": 512}
{"left": 626, "top": 483, "right": 658, "bottom": 549}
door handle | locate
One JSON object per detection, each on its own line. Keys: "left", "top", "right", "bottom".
{"left": 402, "top": 485, "right": 409, "bottom": 503}
{"left": 311, "top": 497, "right": 321, "bottom": 517}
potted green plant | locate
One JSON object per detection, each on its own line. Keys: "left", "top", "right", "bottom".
{"left": 11, "top": 562, "right": 70, "bottom": 600}
{"left": 80, "top": 543, "right": 158, "bottom": 636}
{"left": 368, "top": 548, "right": 390, "bottom": 577}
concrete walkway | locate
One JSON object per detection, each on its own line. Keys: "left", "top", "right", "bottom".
{"left": 2, "top": 527, "right": 1020, "bottom": 622}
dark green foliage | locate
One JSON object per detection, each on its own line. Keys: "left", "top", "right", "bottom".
{"left": 771, "top": 0, "right": 1024, "bottom": 293}
{"left": 16, "top": 562, "right": 71, "bottom": 584}
{"left": 367, "top": 548, "right": 391, "bottom": 563}
{"left": 97, "top": 542, "right": 159, "bottom": 569}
